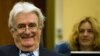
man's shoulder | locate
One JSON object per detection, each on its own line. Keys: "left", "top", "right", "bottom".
{"left": 0, "top": 45, "right": 19, "bottom": 56}
{"left": 0, "top": 45, "right": 16, "bottom": 51}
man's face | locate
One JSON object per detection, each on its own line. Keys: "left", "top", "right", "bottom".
{"left": 78, "top": 22, "right": 94, "bottom": 47}
{"left": 12, "top": 12, "right": 41, "bottom": 51}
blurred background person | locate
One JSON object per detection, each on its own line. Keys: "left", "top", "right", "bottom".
{"left": 69, "top": 16, "right": 100, "bottom": 51}
{"left": 54, "top": 28, "right": 70, "bottom": 55}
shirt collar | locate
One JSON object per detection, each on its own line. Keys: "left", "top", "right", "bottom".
{"left": 19, "top": 47, "right": 39, "bottom": 56}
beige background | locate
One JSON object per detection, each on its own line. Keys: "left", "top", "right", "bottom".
{"left": 55, "top": 0, "right": 100, "bottom": 43}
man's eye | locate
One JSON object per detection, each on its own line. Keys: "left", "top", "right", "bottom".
{"left": 17, "top": 24, "right": 25, "bottom": 29}
{"left": 28, "top": 23, "right": 36, "bottom": 28}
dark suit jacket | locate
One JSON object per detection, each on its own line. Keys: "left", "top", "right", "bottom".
{"left": 55, "top": 42, "right": 70, "bottom": 56}
{"left": 0, "top": 45, "right": 63, "bottom": 56}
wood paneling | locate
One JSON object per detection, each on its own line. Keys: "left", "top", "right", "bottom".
{"left": 0, "top": 0, "right": 20, "bottom": 46}
{"left": 0, "top": 0, "right": 46, "bottom": 46}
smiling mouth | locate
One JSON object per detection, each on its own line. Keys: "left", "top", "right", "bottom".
{"left": 22, "top": 37, "right": 32, "bottom": 39}
{"left": 21, "top": 35, "right": 35, "bottom": 39}
{"left": 20, "top": 34, "right": 35, "bottom": 39}
{"left": 20, "top": 33, "right": 36, "bottom": 39}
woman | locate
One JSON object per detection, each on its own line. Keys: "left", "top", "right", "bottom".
{"left": 69, "top": 16, "right": 100, "bottom": 51}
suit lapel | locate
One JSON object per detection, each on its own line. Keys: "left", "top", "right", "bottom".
{"left": 9, "top": 45, "right": 19, "bottom": 56}
{"left": 39, "top": 46, "right": 49, "bottom": 56}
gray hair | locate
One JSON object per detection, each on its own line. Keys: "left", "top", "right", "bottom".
{"left": 8, "top": 2, "right": 45, "bottom": 31}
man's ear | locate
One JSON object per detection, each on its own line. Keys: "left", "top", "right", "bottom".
{"left": 10, "top": 28, "right": 16, "bottom": 33}
{"left": 39, "top": 28, "right": 42, "bottom": 36}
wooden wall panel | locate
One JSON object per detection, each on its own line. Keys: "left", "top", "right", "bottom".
{"left": 0, "top": 0, "right": 47, "bottom": 47}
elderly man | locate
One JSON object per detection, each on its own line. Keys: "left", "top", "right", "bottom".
{"left": 0, "top": 2, "right": 62, "bottom": 56}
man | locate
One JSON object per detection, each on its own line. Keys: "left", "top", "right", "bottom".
{"left": 0, "top": 2, "right": 62, "bottom": 56}
{"left": 55, "top": 42, "right": 70, "bottom": 56}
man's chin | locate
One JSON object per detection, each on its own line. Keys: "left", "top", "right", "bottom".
{"left": 21, "top": 43, "right": 34, "bottom": 47}
{"left": 20, "top": 44, "right": 36, "bottom": 52}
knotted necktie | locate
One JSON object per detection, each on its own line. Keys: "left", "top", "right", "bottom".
{"left": 21, "top": 51, "right": 34, "bottom": 56}
{"left": 27, "top": 52, "right": 34, "bottom": 56}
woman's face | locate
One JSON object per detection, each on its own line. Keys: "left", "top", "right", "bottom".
{"left": 78, "top": 22, "right": 94, "bottom": 47}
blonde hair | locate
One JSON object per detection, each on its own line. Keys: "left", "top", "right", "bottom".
{"left": 69, "top": 16, "right": 100, "bottom": 51}
{"left": 8, "top": 2, "right": 45, "bottom": 31}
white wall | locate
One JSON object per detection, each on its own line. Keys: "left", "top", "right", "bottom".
{"left": 55, "top": 0, "right": 63, "bottom": 44}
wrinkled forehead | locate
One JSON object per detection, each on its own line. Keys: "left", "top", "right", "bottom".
{"left": 14, "top": 12, "right": 39, "bottom": 26}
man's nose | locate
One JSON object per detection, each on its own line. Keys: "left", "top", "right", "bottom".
{"left": 24, "top": 26, "right": 31, "bottom": 34}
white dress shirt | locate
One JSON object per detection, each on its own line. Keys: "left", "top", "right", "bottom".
{"left": 19, "top": 48, "right": 39, "bottom": 56}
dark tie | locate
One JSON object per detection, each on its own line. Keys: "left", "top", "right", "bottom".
{"left": 21, "top": 51, "right": 34, "bottom": 56}
{"left": 27, "top": 52, "right": 34, "bottom": 56}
